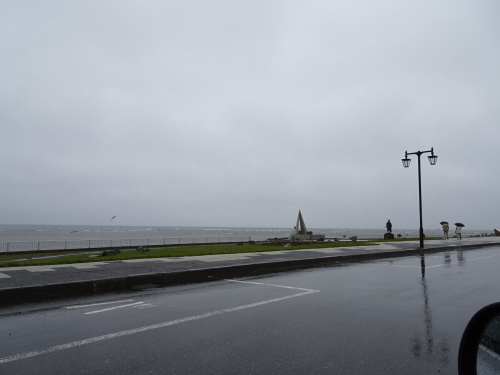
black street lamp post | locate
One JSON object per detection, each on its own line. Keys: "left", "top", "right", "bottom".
{"left": 402, "top": 147, "right": 438, "bottom": 249}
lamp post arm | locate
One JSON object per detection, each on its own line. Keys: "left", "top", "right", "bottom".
{"left": 406, "top": 148, "right": 434, "bottom": 157}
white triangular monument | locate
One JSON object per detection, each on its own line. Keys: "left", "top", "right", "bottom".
{"left": 294, "top": 210, "right": 307, "bottom": 235}
{"left": 290, "top": 210, "right": 325, "bottom": 241}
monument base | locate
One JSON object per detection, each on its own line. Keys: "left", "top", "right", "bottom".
{"left": 384, "top": 233, "right": 395, "bottom": 240}
{"left": 290, "top": 233, "right": 325, "bottom": 241}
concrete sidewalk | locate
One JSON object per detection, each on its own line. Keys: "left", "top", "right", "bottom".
{"left": 1, "top": 237, "right": 499, "bottom": 305}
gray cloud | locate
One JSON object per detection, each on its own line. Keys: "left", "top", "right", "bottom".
{"left": 1, "top": 0, "right": 499, "bottom": 230}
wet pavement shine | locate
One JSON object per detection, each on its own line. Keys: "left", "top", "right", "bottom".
{"left": 1, "top": 241, "right": 500, "bottom": 374}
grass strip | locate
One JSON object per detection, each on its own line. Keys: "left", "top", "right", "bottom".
{"left": 0, "top": 241, "right": 380, "bottom": 267}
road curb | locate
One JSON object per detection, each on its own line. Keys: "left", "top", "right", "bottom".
{"left": 1, "top": 242, "right": 498, "bottom": 305}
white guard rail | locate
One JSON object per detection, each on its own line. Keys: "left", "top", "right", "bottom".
{"left": 0, "top": 236, "right": 251, "bottom": 253}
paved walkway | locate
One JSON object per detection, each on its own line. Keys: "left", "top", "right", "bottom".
{"left": 1, "top": 237, "right": 499, "bottom": 304}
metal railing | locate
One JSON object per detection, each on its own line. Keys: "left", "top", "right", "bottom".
{"left": 0, "top": 236, "right": 251, "bottom": 253}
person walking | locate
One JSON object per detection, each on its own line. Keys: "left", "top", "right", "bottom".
{"left": 455, "top": 224, "right": 462, "bottom": 240}
{"left": 442, "top": 222, "right": 449, "bottom": 239}
{"left": 386, "top": 220, "right": 392, "bottom": 233}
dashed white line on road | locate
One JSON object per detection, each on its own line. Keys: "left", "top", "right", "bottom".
{"left": 65, "top": 300, "right": 135, "bottom": 309}
{"left": 133, "top": 303, "right": 155, "bottom": 309}
{"left": 0, "top": 287, "right": 318, "bottom": 364}
{"left": 84, "top": 302, "right": 145, "bottom": 314}
{"left": 226, "top": 279, "right": 319, "bottom": 293}
{"left": 65, "top": 300, "right": 156, "bottom": 314}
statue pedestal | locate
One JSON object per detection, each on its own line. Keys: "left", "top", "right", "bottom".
{"left": 384, "top": 233, "right": 395, "bottom": 240}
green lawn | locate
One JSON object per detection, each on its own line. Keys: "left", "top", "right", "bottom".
{"left": 0, "top": 241, "right": 380, "bottom": 267}
{"left": 0, "top": 237, "right": 436, "bottom": 268}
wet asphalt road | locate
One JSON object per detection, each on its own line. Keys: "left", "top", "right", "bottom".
{"left": 1, "top": 246, "right": 500, "bottom": 374}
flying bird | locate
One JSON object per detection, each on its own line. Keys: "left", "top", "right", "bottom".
{"left": 111, "top": 216, "right": 116, "bottom": 220}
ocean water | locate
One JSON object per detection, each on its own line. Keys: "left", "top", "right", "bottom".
{"left": 0, "top": 224, "right": 488, "bottom": 243}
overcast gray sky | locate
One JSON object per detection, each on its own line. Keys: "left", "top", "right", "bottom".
{"left": 1, "top": 0, "right": 499, "bottom": 230}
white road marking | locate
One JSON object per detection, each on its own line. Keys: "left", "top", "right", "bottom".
{"left": 133, "top": 303, "right": 155, "bottom": 309}
{"left": 0, "top": 289, "right": 317, "bottom": 364}
{"left": 225, "top": 279, "right": 318, "bottom": 293}
{"left": 84, "top": 302, "right": 144, "bottom": 314}
{"left": 65, "top": 300, "right": 155, "bottom": 314}
{"left": 65, "top": 300, "right": 135, "bottom": 309}
{"left": 0, "top": 272, "right": 11, "bottom": 278}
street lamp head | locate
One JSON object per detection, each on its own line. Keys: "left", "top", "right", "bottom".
{"left": 402, "top": 151, "right": 411, "bottom": 168}
{"left": 428, "top": 147, "right": 438, "bottom": 165}
{"left": 428, "top": 154, "right": 438, "bottom": 165}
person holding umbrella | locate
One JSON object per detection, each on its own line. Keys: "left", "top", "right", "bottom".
{"left": 440, "top": 221, "right": 449, "bottom": 239}
{"left": 455, "top": 222, "right": 464, "bottom": 240}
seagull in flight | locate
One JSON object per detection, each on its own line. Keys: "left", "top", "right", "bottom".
{"left": 111, "top": 216, "right": 116, "bottom": 220}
